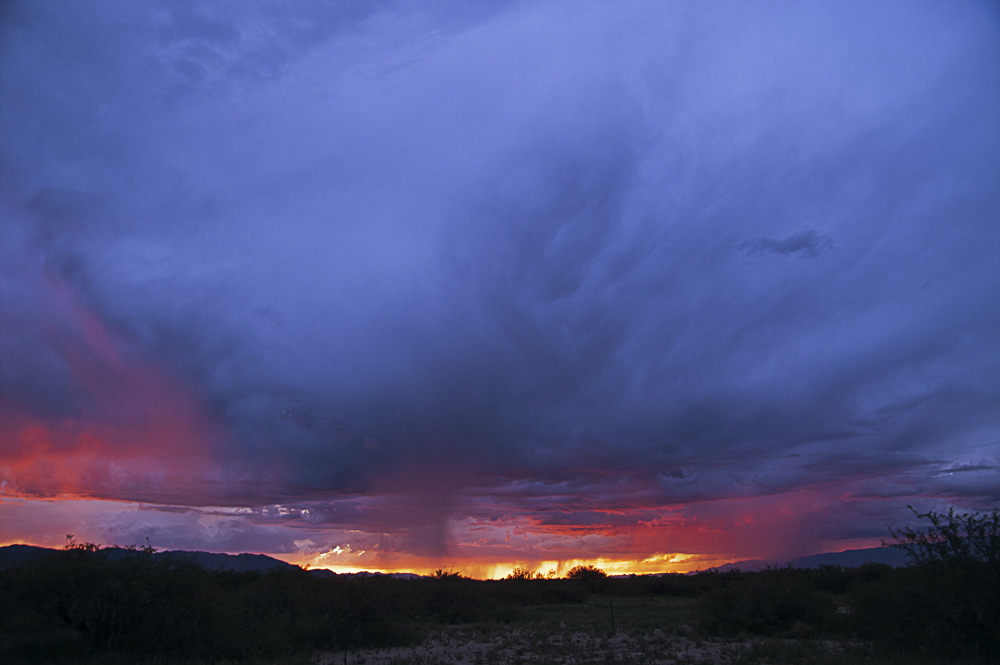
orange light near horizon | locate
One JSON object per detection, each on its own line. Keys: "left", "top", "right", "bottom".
{"left": 1, "top": 490, "right": 894, "bottom": 581}
{"left": 1, "top": 264, "right": 906, "bottom": 580}
{"left": 278, "top": 550, "right": 729, "bottom": 578}
{"left": 0, "top": 275, "right": 224, "bottom": 504}
{"left": 278, "top": 534, "right": 736, "bottom": 578}
{"left": 259, "top": 484, "right": 901, "bottom": 579}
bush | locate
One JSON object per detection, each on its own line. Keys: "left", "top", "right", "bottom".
{"left": 697, "top": 567, "right": 835, "bottom": 636}
{"left": 565, "top": 565, "right": 607, "bottom": 581}
{"left": 852, "top": 506, "right": 1000, "bottom": 658}
{"left": 505, "top": 567, "right": 536, "bottom": 580}
{"left": 0, "top": 540, "right": 406, "bottom": 661}
{"left": 888, "top": 505, "right": 1000, "bottom": 574}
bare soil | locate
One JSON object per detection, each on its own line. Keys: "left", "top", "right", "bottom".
{"left": 316, "top": 626, "right": 867, "bottom": 665}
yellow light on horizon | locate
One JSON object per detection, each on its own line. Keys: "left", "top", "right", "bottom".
{"left": 284, "top": 550, "right": 728, "bottom": 579}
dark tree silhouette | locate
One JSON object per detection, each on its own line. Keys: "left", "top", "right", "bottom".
{"left": 887, "top": 505, "right": 1000, "bottom": 577}
{"left": 855, "top": 505, "right": 1000, "bottom": 658}
{"left": 565, "top": 565, "right": 607, "bottom": 581}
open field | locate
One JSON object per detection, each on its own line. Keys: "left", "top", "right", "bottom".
{"left": 315, "top": 595, "right": 974, "bottom": 665}
{"left": 2, "top": 543, "right": 996, "bottom": 665}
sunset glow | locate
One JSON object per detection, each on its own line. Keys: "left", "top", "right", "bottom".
{"left": 1, "top": 0, "right": 998, "bottom": 578}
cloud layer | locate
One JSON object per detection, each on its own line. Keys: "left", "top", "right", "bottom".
{"left": 2, "top": 0, "right": 999, "bottom": 570}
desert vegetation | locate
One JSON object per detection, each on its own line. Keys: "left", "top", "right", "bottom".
{"left": 1, "top": 507, "right": 996, "bottom": 664}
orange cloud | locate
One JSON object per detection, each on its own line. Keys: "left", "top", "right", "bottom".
{"left": 0, "top": 277, "right": 223, "bottom": 503}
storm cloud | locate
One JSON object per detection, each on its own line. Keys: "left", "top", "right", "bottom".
{"left": 2, "top": 0, "right": 999, "bottom": 569}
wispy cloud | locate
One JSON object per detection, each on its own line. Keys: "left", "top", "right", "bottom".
{"left": 1, "top": 0, "right": 998, "bottom": 567}
{"left": 738, "top": 228, "right": 834, "bottom": 258}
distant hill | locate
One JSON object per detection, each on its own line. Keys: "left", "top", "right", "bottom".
{"left": 152, "top": 550, "right": 296, "bottom": 572}
{"left": 702, "top": 545, "right": 909, "bottom": 572}
{"left": 788, "top": 545, "right": 908, "bottom": 568}
{"left": 0, "top": 544, "right": 296, "bottom": 573}
{"left": 307, "top": 569, "right": 423, "bottom": 579}
{"left": 0, "top": 544, "right": 52, "bottom": 567}
{"left": 2, "top": 543, "right": 911, "bottom": 577}
{"left": 704, "top": 558, "right": 772, "bottom": 573}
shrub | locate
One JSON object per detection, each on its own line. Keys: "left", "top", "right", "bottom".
{"left": 0, "top": 542, "right": 408, "bottom": 660}
{"left": 565, "top": 565, "right": 607, "bottom": 581}
{"left": 431, "top": 568, "right": 465, "bottom": 579}
{"left": 888, "top": 505, "right": 1000, "bottom": 574}
{"left": 697, "top": 567, "right": 835, "bottom": 636}
{"left": 505, "top": 567, "right": 536, "bottom": 580}
{"left": 852, "top": 506, "right": 1000, "bottom": 658}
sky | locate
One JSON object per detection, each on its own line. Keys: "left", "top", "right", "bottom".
{"left": 1, "top": 0, "right": 999, "bottom": 578}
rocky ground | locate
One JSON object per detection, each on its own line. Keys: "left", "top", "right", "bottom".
{"left": 316, "top": 625, "right": 866, "bottom": 665}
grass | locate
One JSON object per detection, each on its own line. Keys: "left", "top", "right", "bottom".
{"left": 323, "top": 624, "right": 982, "bottom": 665}
{"left": 5, "top": 547, "right": 995, "bottom": 665}
{"left": 314, "top": 595, "right": 982, "bottom": 665}
{"left": 509, "top": 594, "right": 699, "bottom": 636}
{"left": 12, "top": 602, "right": 985, "bottom": 665}
{"left": 13, "top": 595, "right": 985, "bottom": 665}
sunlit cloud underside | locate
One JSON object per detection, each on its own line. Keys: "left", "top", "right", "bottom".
{"left": 1, "top": 0, "right": 998, "bottom": 572}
